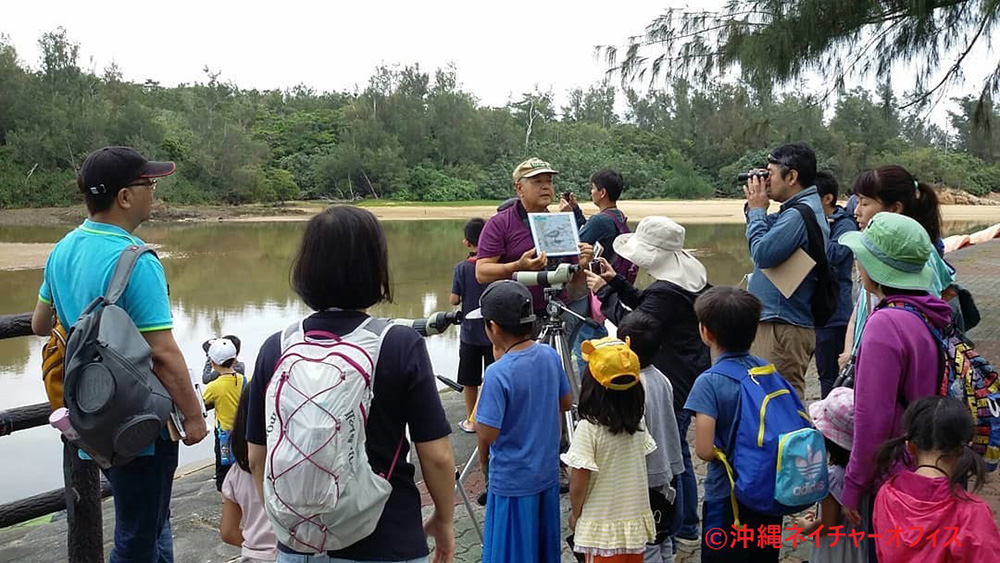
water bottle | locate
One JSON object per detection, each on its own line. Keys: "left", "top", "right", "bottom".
{"left": 49, "top": 408, "right": 80, "bottom": 441}
{"left": 50, "top": 407, "right": 112, "bottom": 468}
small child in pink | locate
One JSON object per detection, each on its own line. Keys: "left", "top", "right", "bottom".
{"left": 873, "top": 396, "right": 1000, "bottom": 563}
{"left": 220, "top": 390, "right": 277, "bottom": 562}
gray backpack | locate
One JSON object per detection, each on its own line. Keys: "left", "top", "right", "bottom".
{"left": 63, "top": 244, "right": 173, "bottom": 467}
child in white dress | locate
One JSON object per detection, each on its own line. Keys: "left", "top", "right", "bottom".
{"left": 563, "top": 337, "right": 656, "bottom": 563}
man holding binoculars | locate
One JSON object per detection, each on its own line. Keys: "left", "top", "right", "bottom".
{"left": 742, "top": 143, "right": 829, "bottom": 400}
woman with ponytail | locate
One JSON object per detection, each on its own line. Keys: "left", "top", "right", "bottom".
{"left": 841, "top": 165, "right": 956, "bottom": 366}
{"left": 873, "top": 396, "right": 1000, "bottom": 562}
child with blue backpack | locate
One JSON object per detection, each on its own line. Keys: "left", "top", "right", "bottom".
{"left": 685, "top": 286, "right": 828, "bottom": 563}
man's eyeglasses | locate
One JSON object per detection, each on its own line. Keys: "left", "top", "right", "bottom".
{"left": 125, "top": 178, "right": 158, "bottom": 191}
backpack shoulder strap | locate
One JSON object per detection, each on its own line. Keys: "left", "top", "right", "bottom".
{"left": 791, "top": 204, "right": 830, "bottom": 270}
{"left": 709, "top": 358, "right": 752, "bottom": 382}
{"left": 880, "top": 300, "right": 949, "bottom": 400}
{"left": 880, "top": 301, "right": 945, "bottom": 343}
{"left": 104, "top": 244, "right": 158, "bottom": 306}
{"left": 363, "top": 317, "right": 393, "bottom": 336}
{"left": 600, "top": 208, "right": 630, "bottom": 235}
{"left": 280, "top": 321, "right": 305, "bottom": 351}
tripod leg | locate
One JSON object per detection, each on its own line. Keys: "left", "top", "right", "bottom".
{"left": 550, "top": 330, "right": 580, "bottom": 444}
{"left": 552, "top": 331, "right": 580, "bottom": 403}
{"left": 456, "top": 445, "right": 484, "bottom": 544}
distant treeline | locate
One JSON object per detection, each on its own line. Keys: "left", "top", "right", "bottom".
{"left": 1, "top": 28, "right": 999, "bottom": 208}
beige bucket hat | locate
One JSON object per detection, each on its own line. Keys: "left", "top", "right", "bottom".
{"left": 612, "top": 216, "right": 707, "bottom": 292}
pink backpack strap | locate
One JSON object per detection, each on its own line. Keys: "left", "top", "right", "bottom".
{"left": 381, "top": 434, "right": 406, "bottom": 480}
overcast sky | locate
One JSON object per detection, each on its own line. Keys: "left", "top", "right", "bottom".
{"left": 2, "top": 0, "right": 679, "bottom": 106}
{"left": 2, "top": 0, "right": 994, "bottom": 124}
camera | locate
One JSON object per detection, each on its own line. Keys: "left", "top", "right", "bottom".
{"left": 737, "top": 169, "right": 770, "bottom": 182}
{"left": 562, "top": 191, "right": 573, "bottom": 201}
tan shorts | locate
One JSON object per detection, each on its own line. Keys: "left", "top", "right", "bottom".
{"left": 751, "top": 321, "right": 815, "bottom": 400}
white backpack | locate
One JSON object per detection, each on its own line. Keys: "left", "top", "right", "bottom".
{"left": 263, "top": 317, "right": 402, "bottom": 553}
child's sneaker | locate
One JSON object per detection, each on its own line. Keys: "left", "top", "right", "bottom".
{"left": 458, "top": 419, "right": 475, "bottom": 433}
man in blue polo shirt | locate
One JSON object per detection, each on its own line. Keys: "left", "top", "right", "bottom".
{"left": 31, "top": 146, "right": 208, "bottom": 562}
{"left": 743, "top": 143, "right": 829, "bottom": 400}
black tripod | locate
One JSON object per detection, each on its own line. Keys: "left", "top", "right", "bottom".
{"left": 537, "top": 286, "right": 596, "bottom": 441}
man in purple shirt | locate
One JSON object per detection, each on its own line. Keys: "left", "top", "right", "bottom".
{"left": 476, "top": 158, "right": 593, "bottom": 313}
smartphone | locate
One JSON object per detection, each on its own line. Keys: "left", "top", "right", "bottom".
{"left": 590, "top": 241, "right": 605, "bottom": 274}
{"left": 562, "top": 191, "right": 573, "bottom": 201}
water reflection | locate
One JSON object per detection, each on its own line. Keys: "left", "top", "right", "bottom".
{"left": 0, "top": 217, "right": 990, "bottom": 504}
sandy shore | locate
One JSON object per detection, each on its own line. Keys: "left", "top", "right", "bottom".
{"left": 1, "top": 200, "right": 996, "bottom": 271}
{"left": 239, "top": 199, "right": 1000, "bottom": 224}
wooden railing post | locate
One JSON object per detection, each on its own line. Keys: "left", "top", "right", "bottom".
{"left": 63, "top": 440, "right": 103, "bottom": 562}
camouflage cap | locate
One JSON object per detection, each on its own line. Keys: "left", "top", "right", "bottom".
{"left": 512, "top": 158, "right": 558, "bottom": 183}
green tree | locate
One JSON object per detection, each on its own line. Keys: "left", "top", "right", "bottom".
{"left": 562, "top": 83, "right": 618, "bottom": 127}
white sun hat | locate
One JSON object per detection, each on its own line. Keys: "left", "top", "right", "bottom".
{"left": 612, "top": 216, "right": 708, "bottom": 292}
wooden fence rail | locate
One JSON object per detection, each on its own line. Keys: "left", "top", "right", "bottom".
{"left": 0, "top": 312, "right": 104, "bottom": 562}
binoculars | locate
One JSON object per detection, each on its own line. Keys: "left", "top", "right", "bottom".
{"left": 737, "top": 170, "right": 770, "bottom": 182}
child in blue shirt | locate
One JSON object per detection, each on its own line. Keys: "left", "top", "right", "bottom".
{"left": 471, "top": 280, "right": 572, "bottom": 563}
{"left": 684, "top": 286, "right": 785, "bottom": 563}
{"left": 450, "top": 217, "right": 493, "bottom": 433}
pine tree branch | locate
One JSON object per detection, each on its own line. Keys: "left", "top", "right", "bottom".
{"left": 899, "top": 10, "right": 992, "bottom": 110}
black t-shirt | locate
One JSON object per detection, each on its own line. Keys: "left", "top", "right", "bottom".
{"left": 246, "top": 310, "right": 451, "bottom": 560}
{"left": 452, "top": 257, "right": 491, "bottom": 347}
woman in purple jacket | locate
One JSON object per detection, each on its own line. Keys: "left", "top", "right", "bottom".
{"left": 837, "top": 212, "right": 952, "bottom": 560}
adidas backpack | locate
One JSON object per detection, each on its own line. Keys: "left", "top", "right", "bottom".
{"left": 263, "top": 317, "right": 404, "bottom": 553}
{"left": 711, "top": 358, "right": 828, "bottom": 524}
{"left": 885, "top": 301, "right": 1000, "bottom": 471}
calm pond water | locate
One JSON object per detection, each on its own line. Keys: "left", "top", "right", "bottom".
{"left": 0, "top": 218, "right": 989, "bottom": 504}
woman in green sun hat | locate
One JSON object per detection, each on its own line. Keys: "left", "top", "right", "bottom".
{"left": 835, "top": 212, "right": 953, "bottom": 561}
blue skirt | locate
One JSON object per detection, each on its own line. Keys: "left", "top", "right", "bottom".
{"left": 482, "top": 484, "right": 562, "bottom": 563}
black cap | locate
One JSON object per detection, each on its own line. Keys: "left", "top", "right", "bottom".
{"left": 466, "top": 280, "right": 536, "bottom": 326}
{"left": 79, "top": 146, "right": 176, "bottom": 196}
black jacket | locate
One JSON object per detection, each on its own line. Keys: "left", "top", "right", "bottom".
{"left": 597, "top": 276, "right": 711, "bottom": 411}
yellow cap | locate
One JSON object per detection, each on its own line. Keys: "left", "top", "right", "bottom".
{"left": 580, "top": 337, "right": 641, "bottom": 390}
{"left": 512, "top": 158, "right": 558, "bottom": 183}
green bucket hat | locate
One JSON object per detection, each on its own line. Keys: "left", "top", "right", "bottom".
{"left": 838, "top": 212, "right": 934, "bottom": 291}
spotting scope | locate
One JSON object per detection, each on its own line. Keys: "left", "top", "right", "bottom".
{"left": 394, "top": 310, "right": 462, "bottom": 337}
{"left": 513, "top": 263, "right": 579, "bottom": 289}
